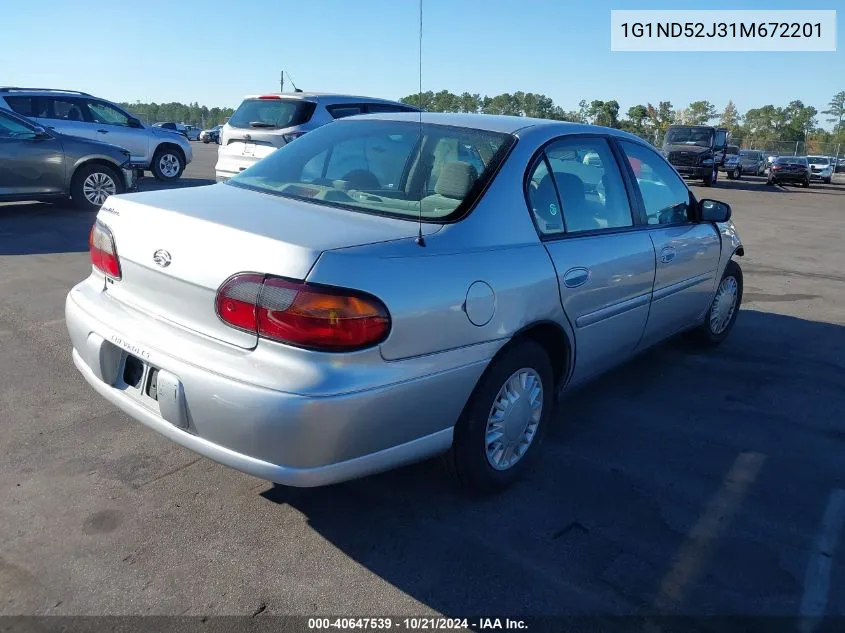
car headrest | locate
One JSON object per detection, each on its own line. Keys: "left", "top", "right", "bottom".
{"left": 434, "top": 161, "right": 478, "bottom": 199}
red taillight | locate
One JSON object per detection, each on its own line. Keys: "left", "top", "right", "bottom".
{"left": 215, "top": 273, "right": 390, "bottom": 351}
{"left": 772, "top": 165, "right": 781, "bottom": 171}
{"left": 89, "top": 221, "right": 121, "bottom": 279}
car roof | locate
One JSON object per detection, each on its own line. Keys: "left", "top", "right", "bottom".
{"left": 342, "top": 111, "right": 647, "bottom": 140}
{"left": 240, "top": 92, "right": 415, "bottom": 106}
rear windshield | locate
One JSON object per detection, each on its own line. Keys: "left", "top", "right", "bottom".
{"left": 807, "top": 156, "right": 830, "bottom": 165}
{"left": 228, "top": 98, "right": 316, "bottom": 130}
{"left": 775, "top": 157, "right": 807, "bottom": 165}
{"left": 726, "top": 146, "right": 739, "bottom": 154}
{"left": 739, "top": 151, "right": 760, "bottom": 158}
{"left": 228, "top": 119, "right": 513, "bottom": 222}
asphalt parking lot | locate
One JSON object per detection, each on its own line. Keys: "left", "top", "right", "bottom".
{"left": 1, "top": 143, "right": 844, "bottom": 624}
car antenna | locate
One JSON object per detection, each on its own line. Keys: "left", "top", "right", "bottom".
{"left": 286, "top": 71, "right": 302, "bottom": 93}
{"left": 415, "top": 0, "right": 426, "bottom": 247}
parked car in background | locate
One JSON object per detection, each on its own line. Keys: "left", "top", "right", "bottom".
{"left": 200, "top": 124, "right": 222, "bottom": 144}
{"left": 722, "top": 145, "right": 742, "bottom": 179}
{"left": 67, "top": 113, "right": 743, "bottom": 492}
{"left": 184, "top": 125, "right": 201, "bottom": 141}
{"left": 738, "top": 150, "right": 766, "bottom": 176}
{"left": 153, "top": 122, "right": 188, "bottom": 138}
{"left": 806, "top": 156, "right": 833, "bottom": 184}
{"left": 768, "top": 156, "right": 810, "bottom": 187}
{"left": 0, "top": 88, "right": 192, "bottom": 181}
{"left": 0, "top": 107, "right": 135, "bottom": 210}
{"left": 215, "top": 92, "right": 420, "bottom": 182}
{"left": 661, "top": 124, "right": 729, "bottom": 187}
{"left": 836, "top": 157, "right": 845, "bottom": 173}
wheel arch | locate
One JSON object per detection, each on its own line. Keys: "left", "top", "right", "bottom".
{"left": 70, "top": 158, "right": 123, "bottom": 189}
{"left": 503, "top": 320, "right": 574, "bottom": 392}
{"left": 154, "top": 142, "right": 186, "bottom": 164}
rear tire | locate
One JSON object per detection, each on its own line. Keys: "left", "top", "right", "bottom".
{"left": 70, "top": 163, "right": 123, "bottom": 211}
{"left": 443, "top": 340, "right": 554, "bottom": 493}
{"left": 802, "top": 177, "right": 810, "bottom": 188}
{"left": 692, "top": 260, "right": 743, "bottom": 347}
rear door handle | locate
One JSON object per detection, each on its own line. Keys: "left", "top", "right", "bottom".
{"left": 563, "top": 267, "right": 590, "bottom": 288}
{"left": 97, "top": 129, "right": 109, "bottom": 134}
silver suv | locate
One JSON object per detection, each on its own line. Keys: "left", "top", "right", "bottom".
{"left": 215, "top": 92, "right": 418, "bottom": 182}
{"left": 0, "top": 88, "right": 193, "bottom": 182}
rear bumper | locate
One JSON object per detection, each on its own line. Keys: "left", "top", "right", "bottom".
{"left": 770, "top": 172, "right": 807, "bottom": 182}
{"left": 65, "top": 283, "right": 486, "bottom": 487}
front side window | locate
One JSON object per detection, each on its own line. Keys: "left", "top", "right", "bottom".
{"left": 229, "top": 119, "right": 512, "bottom": 221}
{"left": 86, "top": 101, "right": 130, "bottom": 126}
{"left": 527, "top": 137, "right": 632, "bottom": 235}
{"left": 619, "top": 140, "right": 691, "bottom": 225}
{"left": 228, "top": 98, "right": 316, "bottom": 130}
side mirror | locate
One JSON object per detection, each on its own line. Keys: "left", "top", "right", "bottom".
{"left": 29, "top": 125, "right": 51, "bottom": 140}
{"left": 699, "top": 199, "right": 731, "bottom": 223}
{"left": 127, "top": 117, "right": 142, "bottom": 128}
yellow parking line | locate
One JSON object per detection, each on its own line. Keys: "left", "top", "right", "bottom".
{"left": 653, "top": 451, "right": 766, "bottom": 613}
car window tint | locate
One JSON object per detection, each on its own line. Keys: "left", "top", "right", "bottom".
{"left": 619, "top": 140, "right": 691, "bottom": 225}
{"left": 50, "top": 98, "right": 86, "bottom": 122}
{"left": 86, "top": 101, "right": 130, "bottom": 126}
{"left": 535, "top": 137, "right": 632, "bottom": 234}
{"left": 366, "top": 104, "right": 414, "bottom": 114}
{"left": 328, "top": 105, "right": 364, "bottom": 119}
{"left": 4, "top": 96, "right": 34, "bottom": 117}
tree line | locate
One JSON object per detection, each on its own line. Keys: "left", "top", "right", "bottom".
{"left": 119, "top": 101, "right": 235, "bottom": 129}
{"left": 400, "top": 90, "right": 845, "bottom": 151}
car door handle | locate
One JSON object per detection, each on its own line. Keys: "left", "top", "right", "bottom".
{"left": 97, "top": 129, "right": 109, "bottom": 134}
{"left": 563, "top": 267, "right": 590, "bottom": 288}
{"left": 659, "top": 246, "right": 676, "bottom": 264}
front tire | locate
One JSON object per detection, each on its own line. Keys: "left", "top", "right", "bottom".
{"left": 443, "top": 340, "right": 554, "bottom": 492}
{"left": 692, "top": 260, "right": 743, "bottom": 347}
{"left": 70, "top": 163, "right": 123, "bottom": 210}
{"left": 703, "top": 168, "right": 714, "bottom": 187}
{"left": 151, "top": 147, "right": 185, "bottom": 181}
{"left": 732, "top": 167, "right": 741, "bottom": 180}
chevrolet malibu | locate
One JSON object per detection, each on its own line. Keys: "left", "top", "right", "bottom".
{"left": 66, "top": 113, "right": 744, "bottom": 491}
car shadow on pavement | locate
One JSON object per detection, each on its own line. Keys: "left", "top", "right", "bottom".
{"left": 260, "top": 309, "right": 845, "bottom": 617}
{"left": 0, "top": 202, "right": 95, "bottom": 256}
{"left": 0, "top": 178, "right": 217, "bottom": 256}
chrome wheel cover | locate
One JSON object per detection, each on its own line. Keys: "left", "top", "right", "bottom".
{"left": 82, "top": 171, "right": 117, "bottom": 206}
{"left": 158, "top": 153, "right": 180, "bottom": 178}
{"left": 485, "top": 368, "right": 543, "bottom": 471}
{"left": 710, "top": 276, "right": 738, "bottom": 335}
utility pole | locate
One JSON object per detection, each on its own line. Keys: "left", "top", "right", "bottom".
{"left": 280, "top": 70, "right": 284, "bottom": 93}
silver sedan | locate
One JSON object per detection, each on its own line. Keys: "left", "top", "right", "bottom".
{"left": 66, "top": 112, "right": 744, "bottom": 492}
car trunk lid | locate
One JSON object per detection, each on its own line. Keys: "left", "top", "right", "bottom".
{"left": 97, "top": 183, "right": 437, "bottom": 349}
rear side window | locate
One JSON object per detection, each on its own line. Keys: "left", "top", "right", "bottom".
{"left": 48, "top": 98, "right": 87, "bottom": 122}
{"left": 366, "top": 104, "right": 416, "bottom": 114}
{"left": 228, "top": 98, "right": 316, "bottom": 129}
{"left": 4, "top": 96, "right": 35, "bottom": 116}
{"left": 327, "top": 105, "right": 365, "bottom": 119}
{"left": 527, "top": 137, "right": 632, "bottom": 235}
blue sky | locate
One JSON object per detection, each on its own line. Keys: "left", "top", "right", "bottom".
{"left": 3, "top": 0, "right": 841, "bottom": 122}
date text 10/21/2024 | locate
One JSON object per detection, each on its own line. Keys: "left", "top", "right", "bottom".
{"left": 307, "top": 617, "right": 528, "bottom": 630}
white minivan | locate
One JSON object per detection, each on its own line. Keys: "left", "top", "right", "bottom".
{"left": 215, "top": 92, "right": 418, "bottom": 182}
